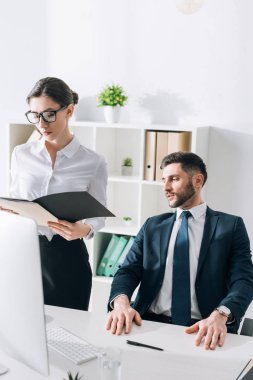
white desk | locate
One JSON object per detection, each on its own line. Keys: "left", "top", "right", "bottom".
{"left": 0, "top": 306, "right": 252, "bottom": 379}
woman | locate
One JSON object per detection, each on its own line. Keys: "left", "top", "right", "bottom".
{"left": 10, "top": 77, "right": 107, "bottom": 310}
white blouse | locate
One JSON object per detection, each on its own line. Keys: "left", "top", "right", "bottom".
{"left": 10, "top": 135, "right": 108, "bottom": 239}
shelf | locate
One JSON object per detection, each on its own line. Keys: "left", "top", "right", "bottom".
{"left": 102, "top": 218, "right": 138, "bottom": 236}
{"left": 107, "top": 181, "right": 140, "bottom": 225}
{"left": 92, "top": 275, "right": 113, "bottom": 284}
{"left": 141, "top": 179, "right": 163, "bottom": 186}
{"left": 108, "top": 175, "right": 140, "bottom": 183}
{"left": 7, "top": 120, "right": 210, "bottom": 313}
{"left": 95, "top": 127, "right": 142, "bottom": 177}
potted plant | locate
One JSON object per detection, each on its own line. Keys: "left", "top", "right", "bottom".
{"left": 97, "top": 84, "right": 128, "bottom": 123}
{"left": 123, "top": 216, "right": 132, "bottom": 226}
{"left": 121, "top": 157, "right": 133, "bottom": 176}
{"left": 63, "top": 371, "right": 83, "bottom": 380}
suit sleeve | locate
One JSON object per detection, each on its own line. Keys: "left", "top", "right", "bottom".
{"left": 219, "top": 217, "right": 253, "bottom": 324}
{"left": 108, "top": 220, "right": 148, "bottom": 310}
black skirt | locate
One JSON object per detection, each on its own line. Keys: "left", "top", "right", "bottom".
{"left": 39, "top": 235, "right": 92, "bottom": 311}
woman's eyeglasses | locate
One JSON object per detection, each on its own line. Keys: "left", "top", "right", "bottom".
{"left": 25, "top": 106, "right": 66, "bottom": 124}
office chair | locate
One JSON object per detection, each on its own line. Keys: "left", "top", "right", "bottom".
{"left": 240, "top": 318, "right": 253, "bottom": 337}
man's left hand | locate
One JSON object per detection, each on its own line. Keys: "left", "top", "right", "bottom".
{"left": 185, "top": 310, "right": 227, "bottom": 350}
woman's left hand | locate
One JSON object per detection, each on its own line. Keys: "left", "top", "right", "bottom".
{"left": 47, "top": 220, "right": 91, "bottom": 240}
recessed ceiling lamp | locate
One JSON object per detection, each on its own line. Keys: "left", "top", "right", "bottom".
{"left": 176, "top": 0, "right": 204, "bottom": 14}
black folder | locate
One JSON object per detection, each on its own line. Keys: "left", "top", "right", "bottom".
{"left": 0, "top": 191, "right": 114, "bottom": 226}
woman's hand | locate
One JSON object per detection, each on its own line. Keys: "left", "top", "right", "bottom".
{"left": 0, "top": 206, "right": 19, "bottom": 215}
{"left": 47, "top": 220, "right": 91, "bottom": 240}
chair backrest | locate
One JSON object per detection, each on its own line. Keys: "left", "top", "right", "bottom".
{"left": 240, "top": 318, "right": 253, "bottom": 337}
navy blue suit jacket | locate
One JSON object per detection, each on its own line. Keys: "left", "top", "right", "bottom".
{"left": 109, "top": 207, "right": 253, "bottom": 333}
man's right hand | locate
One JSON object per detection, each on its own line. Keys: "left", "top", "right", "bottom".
{"left": 105, "top": 295, "right": 142, "bottom": 335}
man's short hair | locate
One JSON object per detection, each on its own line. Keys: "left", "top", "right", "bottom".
{"left": 160, "top": 151, "right": 207, "bottom": 185}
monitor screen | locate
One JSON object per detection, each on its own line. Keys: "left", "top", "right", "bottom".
{"left": 0, "top": 212, "right": 49, "bottom": 375}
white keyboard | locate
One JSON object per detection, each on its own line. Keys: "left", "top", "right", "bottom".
{"left": 47, "top": 326, "right": 99, "bottom": 365}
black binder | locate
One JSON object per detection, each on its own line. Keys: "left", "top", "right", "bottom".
{"left": 0, "top": 191, "right": 114, "bottom": 226}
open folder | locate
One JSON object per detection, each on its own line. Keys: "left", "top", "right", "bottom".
{"left": 0, "top": 191, "right": 115, "bottom": 227}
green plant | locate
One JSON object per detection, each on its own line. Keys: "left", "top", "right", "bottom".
{"left": 123, "top": 216, "right": 132, "bottom": 222}
{"left": 122, "top": 157, "right": 132, "bottom": 167}
{"left": 97, "top": 84, "right": 128, "bottom": 107}
{"left": 64, "top": 371, "right": 83, "bottom": 380}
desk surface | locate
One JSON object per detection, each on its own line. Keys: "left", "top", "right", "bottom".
{"left": 0, "top": 306, "right": 252, "bottom": 379}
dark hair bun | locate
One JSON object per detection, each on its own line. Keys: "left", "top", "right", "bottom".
{"left": 72, "top": 91, "right": 79, "bottom": 105}
{"left": 26, "top": 77, "right": 79, "bottom": 107}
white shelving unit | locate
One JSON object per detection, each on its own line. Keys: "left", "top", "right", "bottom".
{"left": 6, "top": 120, "right": 210, "bottom": 313}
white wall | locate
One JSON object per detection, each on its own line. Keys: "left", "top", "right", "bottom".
{"left": 45, "top": 0, "right": 253, "bottom": 130}
{"left": 2, "top": 0, "right": 253, "bottom": 225}
{"left": 2, "top": 0, "right": 253, "bottom": 189}
{"left": 0, "top": 0, "right": 48, "bottom": 194}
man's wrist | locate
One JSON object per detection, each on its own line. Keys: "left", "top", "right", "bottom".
{"left": 110, "top": 294, "right": 129, "bottom": 309}
{"left": 215, "top": 306, "right": 233, "bottom": 323}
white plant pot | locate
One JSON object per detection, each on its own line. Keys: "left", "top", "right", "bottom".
{"left": 121, "top": 166, "right": 133, "bottom": 176}
{"left": 123, "top": 219, "right": 133, "bottom": 226}
{"left": 103, "top": 106, "right": 121, "bottom": 123}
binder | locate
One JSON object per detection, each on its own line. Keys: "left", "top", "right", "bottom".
{"left": 26, "top": 129, "right": 42, "bottom": 143}
{"left": 144, "top": 131, "right": 157, "bottom": 181}
{"left": 96, "top": 234, "right": 120, "bottom": 276}
{"left": 155, "top": 131, "right": 169, "bottom": 181}
{"left": 110, "top": 236, "right": 135, "bottom": 276}
{"left": 0, "top": 191, "right": 115, "bottom": 227}
{"left": 155, "top": 131, "right": 192, "bottom": 181}
{"left": 167, "top": 131, "right": 192, "bottom": 153}
{"left": 103, "top": 235, "right": 128, "bottom": 277}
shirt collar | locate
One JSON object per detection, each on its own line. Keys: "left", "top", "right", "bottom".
{"left": 33, "top": 137, "right": 44, "bottom": 153}
{"left": 32, "top": 134, "right": 81, "bottom": 158}
{"left": 59, "top": 135, "right": 81, "bottom": 158}
{"left": 176, "top": 202, "right": 207, "bottom": 220}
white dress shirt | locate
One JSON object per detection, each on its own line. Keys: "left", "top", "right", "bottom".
{"left": 149, "top": 203, "right": 207, "bottom": 319}
{"left": 10, "top": 135, "right": 108, "bottom": 240}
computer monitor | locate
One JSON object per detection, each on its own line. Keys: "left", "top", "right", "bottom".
{"left": 0, "top": 212, "right": 49, "bottom": 376}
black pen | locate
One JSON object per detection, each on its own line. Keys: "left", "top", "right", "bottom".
{"left": 126, "top": 340, "right": 164, "bottom": 351}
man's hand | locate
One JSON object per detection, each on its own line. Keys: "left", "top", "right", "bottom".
{"left": 105, "top": 295, "right": 142, "bottom": 335}
{"left": 47, "top": 220, "right": 91, "bottom": 240}
{"left": 185, "top": 310, "right": 227, "bottom": 350}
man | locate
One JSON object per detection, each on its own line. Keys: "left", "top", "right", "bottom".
{"left": 106, "top": 152, "right": 253, "bottom": 350}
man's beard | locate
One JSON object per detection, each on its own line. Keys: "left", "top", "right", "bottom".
{"left": 168, "top": 180, "right": 195, "bottom": 208}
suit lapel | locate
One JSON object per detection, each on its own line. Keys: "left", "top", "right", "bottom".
{"left": 159, "top": 213, "right": 176, "bottom": 267}
{"left": 197, "top": 207, "right": 219, "bottom": 275}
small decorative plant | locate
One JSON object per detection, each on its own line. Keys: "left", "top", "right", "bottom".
{"left": 123, "top": 216, "right": 132, "bottom": 222}
{"left": 97, "top": 84, "right": 128, "bottom": 107}
{"left": 121, "top": 157, "right": 133, "bottom": 176}
{"left": 64, "top": 371, "right": 83, "bottom": 380}
{"left": 123, "top": 216, "right": 133, "bottom": 225}
{"left": 122, "top": 157, "right": 133, "bottom": 167}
